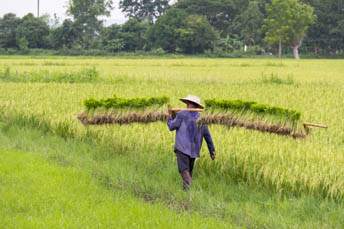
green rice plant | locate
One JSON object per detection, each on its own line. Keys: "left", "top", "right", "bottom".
{"left": 0, "top": 66, "right": 99, "bottom": 83}
{"left": 264, "top": 62, "right": 285, "bottom": 67}
{"left": 0, "top": 57, "right": 343, "bottom": 203}
{"left": 205, "top": 99, "right": 255, "bottom": 110}
{"left": 78, "top": 110, "right": 168, "bottom": 125}
{"left": 77, "top": 111, "right": 307, "bottom": 139}
{"left": 260, "top": 73, "right": 295, "bottom": 85}
{"left": 205, "top": 99, "right": 301, "bottom": 122}
{"left": 0, "top": 150, "right": 227, "bottom": 228}
{"left": 83, "top": 95, "right": 169, "bottom": 111}
{"left": 0, "top": 65, "right": 11, "bottom": 81}
{"left": 41, "top": 61, "right": 71, "bottom": 66}
{"left": 80, "top": 95, "right": 304, "bottom": 137}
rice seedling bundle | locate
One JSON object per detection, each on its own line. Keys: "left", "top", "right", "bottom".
{"left": 205, "top": 99, "right": 301, "bottom": 122}
{"left": 84, "top": 95, "right": 170, "bottom": 111}
{"left": 78, "top": 96, "right": 307, "bottom": 138}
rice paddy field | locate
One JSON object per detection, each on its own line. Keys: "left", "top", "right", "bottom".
{"left": 0, "top": 56, "right": 343, "bottom": 228}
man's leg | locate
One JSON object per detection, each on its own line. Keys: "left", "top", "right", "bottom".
{"left": 181, "top": 170, "right": 192, "bottom": 190}
{"left": 176, "top": 151, "right": 192, "bottom": 190}
{"left": 189, "top": 158, "right": 196, "bottom": 178}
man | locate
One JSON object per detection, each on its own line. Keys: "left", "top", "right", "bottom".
{"left": 167, "top": 95, "right": 216, "bottom": 190}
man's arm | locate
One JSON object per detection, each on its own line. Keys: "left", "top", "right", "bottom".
{"left": 167, "top": 112, "right": 182, "bottom": 131}
{"left": 203, "top": 125, "right": 216, "bottom": 160}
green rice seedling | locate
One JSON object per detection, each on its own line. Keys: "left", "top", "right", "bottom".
{"left": 0, "top": 65, "right": 11, "bottom": 81}
{"left": 260, "top": 73, "right": 295, "bottom": 85}
{"left": 41, "top": 61, "right": 71, "bottom": 66}
{"left": 83, "top": 95, "right": 170, "bottom": 111}
{"left": 205, "top": 99, "right": 301, "bottom": 120}
{"left": 80, "top": 95, "right": 305, "bottom": 138}
{"left": 204, "top": 98, "right": 302, "bottom": 129}
{"left": 78, "top": 110, "right": 169, "bottom": 126}
{"left": 78, "top": 108, "right": 306, "bottom": 139}
{"left": 264, "top": 62, "right": 285, "bottom": 67}
{"left": 0, "top": 66, "right": 99, "bottom": 83}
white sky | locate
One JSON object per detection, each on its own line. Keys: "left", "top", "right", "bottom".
{"left": 0, "top": 0, "right": 127, "bottom": 25}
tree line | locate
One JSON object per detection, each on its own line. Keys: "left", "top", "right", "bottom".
{"left": 0, "top": 0, "right": 343, "bottom": 58}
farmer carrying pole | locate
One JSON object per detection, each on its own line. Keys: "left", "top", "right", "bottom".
{"left": 167, "top": 95, "right": 216, "bottom": 190}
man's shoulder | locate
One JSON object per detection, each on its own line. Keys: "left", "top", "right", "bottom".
{"left": 176, "top": 110, "right": 189, "bottom": 118}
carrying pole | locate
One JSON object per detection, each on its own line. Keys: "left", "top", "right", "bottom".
{"left": 303, "top": 122, "right": 328, "bottom": 129}
{"left": 37, "top": 0, "right": 40, "bottom": 17}
{"left": 168, "top": 108, "right": 204, "bottom": 113}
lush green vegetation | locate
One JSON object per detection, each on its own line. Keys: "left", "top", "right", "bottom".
{"left": 0, "top": 149, "right": 225, "bottom": 228}
{"left": 0, "top": 56, "right": 343, "bottom": 227}
{"left": 205, "top": 99, "right": 301, "bottom": 122}
{"left": 0, "top": 0, "right": 343, "bottom": 57}
{"left": 0, "top": 65, "right": 99, "bottom": 83}
{"left": 0, "top": 111, "right": 343, "bottom": 228}
{"left": 84, "top": 96, "right": 169, "bottom": 111}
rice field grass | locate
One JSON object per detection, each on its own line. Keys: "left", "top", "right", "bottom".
{"left": 0, "top": 149, "right": 226, "bottom": 228}
{"left": 1, "top": 117, "right": 343, "bottom": 228}
{"left": 0, "top": 56, "right": 343, "bottom": 227}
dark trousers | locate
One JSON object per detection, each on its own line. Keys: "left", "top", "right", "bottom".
{"left": 175, "top": 150, "right": 196, "bottom": 176}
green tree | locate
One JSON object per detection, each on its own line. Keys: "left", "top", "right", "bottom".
{"left": 148, "top": 8, "right": 218, "bottom": 53}
{"left": 101, "top": 24, "right": 123, "bottom": 52}
{"left": 120, "top": 19, "right": 150, "bottom": 51}
{"left": 233, "top": 1, "right": 264, "bottom": 46}
{"left": 303, "top": 0, "right": 344, "bottom": 54}
{"left": 101, "top": 19, "right": 149, "bottom": 52}
{"left": 17, "top": 37, "right": 29, "bottom": 51}
{"left": 119, "top": 0, "right": 171, "bottom": 21}
{"left": 147, "top": 8, "right": 188, "bottom": 52}
{"left": 50, "top": 19, "right": 79, "bottom": 49}
{"left": 16, "top": 13, "right": 50, "bottom": 49}
{"left": 0, "top": 13, "right": 21, "bottom": 49}
{"left": 68, "top": 0, "right": 113, "bottom": 48}
{"left": 176, "top": 15, "right": 218, "bottom": 54}
{"left": 215, "top": 35, "right": 244, "bottom": 53}
{"left": 175, "top": 0, "right": 240, "bottom": 36}
{"left": 263, "top": 0, "right": 316, "bottom": 59}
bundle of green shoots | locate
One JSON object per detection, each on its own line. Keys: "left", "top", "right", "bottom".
{"left": 202, "top": 99, "right": 304, "bottom": 138}
{"left": 77, "top": 95, "right": 310, "bottom": 138}
{"left": 77, "top": 95, "right": 171, "bottom": 125}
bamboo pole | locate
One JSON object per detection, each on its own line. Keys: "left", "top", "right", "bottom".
{"left": 168, "top": 108, "right": 204, "bottom": 113}
{"left": 303, "top": 122, "right": 328, "bottom": 129}
{"left": 37, "top": 0, "right": 40, "bottom": 17}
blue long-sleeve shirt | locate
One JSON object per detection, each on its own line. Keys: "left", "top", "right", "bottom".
{"left": 167, "top": 111, "right": 215, "bottom": 158}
